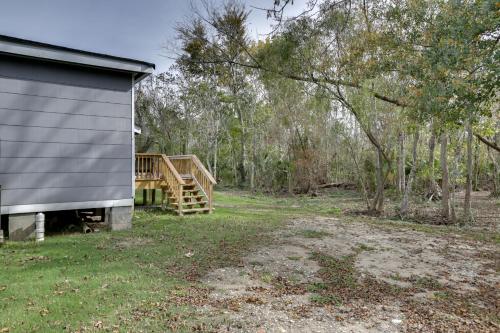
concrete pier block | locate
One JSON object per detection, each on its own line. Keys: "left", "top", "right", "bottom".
{"left": 108, "top": 206, "right": 133, "bottom": 231}
{"left": 9, "top": 213, "right": 36, "bottom": 241}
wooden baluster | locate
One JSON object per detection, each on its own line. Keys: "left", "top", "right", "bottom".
{"left": 155, "top": 156, "right": 158, "bottom": 178}
{"left": 147, "top": 156, "right": 149, "bottom": 178}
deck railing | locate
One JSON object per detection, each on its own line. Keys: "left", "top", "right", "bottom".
{"left": 135, "top": 154, "right": 215, "bottom": 213}
{"left": 135, "top": 153, "right": 186, "bottom": 208}
{"left": 135, "top": 153, "right": 162, "bottom": 180}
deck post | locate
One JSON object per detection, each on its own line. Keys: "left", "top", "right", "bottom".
{"left": 178, "top": 185, "right": 183, "bottom": 216}
{"left": 209, "top": 184, "right": 213, "bottom": 213}
{"left": 160, "top": 189, "right": 166, "bottom": 210}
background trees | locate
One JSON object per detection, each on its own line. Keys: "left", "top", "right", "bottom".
{"left": 136, "top": 0, "right": 499, "bottom": 223}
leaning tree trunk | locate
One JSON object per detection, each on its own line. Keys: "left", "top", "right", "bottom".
{"left": 464, "top": 118, "right": 474, "bottom": 222}
{"left": 488, "top": 147, "right": 499, "bottom": 196}
{"left": 488, "top": 130, "right": 500, "bottom": 197}
{"left": 400, "top": 131, "right": 419, "bottom": 216}
{"left": 440, "top": 133, "right": 451, "bottom": 221}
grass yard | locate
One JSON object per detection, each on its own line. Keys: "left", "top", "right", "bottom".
{"left": 0, "top": 190, "right": 498, "bottom": 332}
{"left": 0, "top": 191, "right": 344, "bottom": 332}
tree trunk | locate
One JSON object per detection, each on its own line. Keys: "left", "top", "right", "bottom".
{"left": 237, "top": 109, "right": 247, "bottom": 186}
{"left": 371, "top": 147, "right": 385, "bottom": 212}
{"left": 346, "top": 139, "right": 371, "bottom": 210}
{"left": 427, "top": 130, "right": 441, "bottom": 200}
{"left": 250, "top": 111, "right": 256, "bottom": 190}
{"left": 488, "top": 130, "right": 500, "bottom": 197}
{"left": 473, "top": 137, "right": 480, "bottom": 191}
{"left": 440, "top": 133, "right": 451, "bottom": 221}
{"left": 400, "top": 131, "right": 419, "bottom": 215}
{"left": 450, "top": 136, "right": 462, "bottom": 224}
{"left": 213, "top": 132, "right": 218, "bottom": 181}
{"left": 288, "top": 151, "right": 294, "bottom": 194}
{"left": 464, "top": 118, "right": 473, "bottom": 222}
{"left": 397, "top": 132, "right": 405, "bottom": 195}
{"left": 488, "top": 147, "right": 499, "bottom": 196}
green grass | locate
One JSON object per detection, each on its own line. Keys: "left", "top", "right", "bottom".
{"left": 411, "top": 276, "right": 444, "bottom": 290}
{"left": 298, "top": 229, "right": 331, "bottom": 239}
{"left": 0, "top": 191, "right": 309, "bottom": 332}
{"left": 0, "top": 189, "right": 497, "bottom": 332}
{"left": 310, "top": 293, "right": 342, "bottom": 305}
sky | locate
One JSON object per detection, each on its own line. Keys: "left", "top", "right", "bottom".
{"left": 0, "top": 0, "right": 309, "bottom": 73}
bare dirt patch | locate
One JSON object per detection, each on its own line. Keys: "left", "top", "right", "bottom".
{"left": 197, "top": 216, "right": 499, "bottom": 332}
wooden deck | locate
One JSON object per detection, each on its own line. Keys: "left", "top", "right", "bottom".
{"left": 135, "top": 154, "right": 216, "bottom": 215}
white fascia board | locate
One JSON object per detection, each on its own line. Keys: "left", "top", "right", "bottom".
{"left": 0, "top": 40, "right": 154, "bottom": 74}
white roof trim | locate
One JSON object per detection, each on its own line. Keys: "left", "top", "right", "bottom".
{"left": 0, "top": 39, "right": 154, "bottom": 75}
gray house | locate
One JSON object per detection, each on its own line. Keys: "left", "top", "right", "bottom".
{"left": 0, "top": 35, "right": 154, "bottom": 240}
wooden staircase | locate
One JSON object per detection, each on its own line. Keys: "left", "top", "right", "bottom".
{"left": 135, "top": 154, "right": 216, "bottom": 215}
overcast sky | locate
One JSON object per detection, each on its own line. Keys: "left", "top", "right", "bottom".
{"left": 0, "top": 0, "right": 309, "bottom": 73}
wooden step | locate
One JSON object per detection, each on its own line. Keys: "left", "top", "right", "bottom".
{"left": 181, "top": 207, "right": 210, "bottom": 214}
{"left": 167, "top": 195, "right": 204, "bottom": 200}
{"left": 171, "top": 201, "right": 208, "bottom": 207}
{"left": 162, "top": 184, "right": 196, "bottom": 191}
{"left": 167, "top": 190, "right": 200, "bottom": 196}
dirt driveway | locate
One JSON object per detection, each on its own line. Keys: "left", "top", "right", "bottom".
{"left": 198, "top": 217, "right": 499, "bottom": 332}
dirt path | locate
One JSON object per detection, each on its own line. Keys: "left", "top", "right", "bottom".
{"left": 198, "top": 217, "right": 499, "bottom": 332}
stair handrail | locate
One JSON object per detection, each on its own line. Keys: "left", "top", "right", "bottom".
{"left": 167, "top": 155, "right": 216, "bottom": 185}
{"left": 160, "top": 155, "right": 186, "bottom": 185}
{"left": 191, "top": 155, "right": 217, "bottom": 185}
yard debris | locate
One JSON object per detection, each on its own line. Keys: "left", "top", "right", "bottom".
{"left": 184, "top": 251, "right": 194, "bottom": 258}
{"left": 82, "top": 223, "right": 93, "bottom": 234}
{"left": 93, "top": 320, "right": 103, "bottom": 329}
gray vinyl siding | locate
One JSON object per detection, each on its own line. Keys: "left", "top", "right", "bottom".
{"left": 0, "top": 54, "right": 133, "bottom": 209}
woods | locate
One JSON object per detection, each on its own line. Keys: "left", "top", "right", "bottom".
{"left": 135, "top": 0, "right": 499, "bottom": 223}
